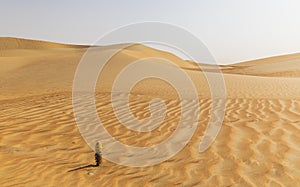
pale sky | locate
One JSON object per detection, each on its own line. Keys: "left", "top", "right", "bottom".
{"left": 1, "top": 0, "right": 300, "bottom": 64}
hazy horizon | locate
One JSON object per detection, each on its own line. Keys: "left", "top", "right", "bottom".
{"left": 2, "top": 36, "right": 300, "bottom": 65}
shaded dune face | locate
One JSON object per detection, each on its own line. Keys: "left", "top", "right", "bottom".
{"left": 0, "top": 38, "right": 299, "bottom": 186}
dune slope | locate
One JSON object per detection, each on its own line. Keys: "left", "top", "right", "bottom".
{"left": 222, "top": 53, "right": 300, "bottom": 77}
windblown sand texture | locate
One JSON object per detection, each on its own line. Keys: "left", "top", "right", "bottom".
{"left": 0, "top": 38, "right": 299, "bottom": 186}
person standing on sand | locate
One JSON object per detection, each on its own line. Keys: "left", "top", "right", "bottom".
{"left": 95, "top": 141, "right": 102, "bottom": 166}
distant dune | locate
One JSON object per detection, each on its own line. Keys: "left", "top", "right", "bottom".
{"left": 222, "top": 53, "right": 300, "bottom": 77}
{"left": 0, "top": 37, "right": 88, "bottom": 50}
{"left": 0, "top": 38, "right": 299, "bottom": 186}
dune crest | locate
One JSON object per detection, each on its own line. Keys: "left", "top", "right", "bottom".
{"left": 0, "top": 37, "right": 88, "bottom": 50}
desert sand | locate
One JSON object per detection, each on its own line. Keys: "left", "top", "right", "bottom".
{"left": 0, "top": 37, "right": 299, "bottom": 186}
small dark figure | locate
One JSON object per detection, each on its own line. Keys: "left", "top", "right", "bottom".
{"left": 95, "top": 152, "right": 102, "bottom": 166}
{"left": 95, "top": 141, "right": 102, "bottom": 166}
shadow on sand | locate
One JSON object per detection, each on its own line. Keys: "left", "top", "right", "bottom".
{"left": 67, "top": 164, "right": 98, "bottom": 172}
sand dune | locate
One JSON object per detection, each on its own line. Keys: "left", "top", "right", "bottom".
{"left": 0, "top": 37, "right": 88, "bottom": 50}
{"left": 222, "top": 53, "right": 300, "bottom": 77}
{"left": 0, "top": 38, "right": 299, "bottom": 186}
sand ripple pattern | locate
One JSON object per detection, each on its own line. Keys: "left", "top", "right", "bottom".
{"left": 0, "top": 93, "right": 299, "bottom": 186}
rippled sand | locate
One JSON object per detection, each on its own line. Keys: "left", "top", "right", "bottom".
{"left": 0, "top": 38, "right": 299, "bottom": 186}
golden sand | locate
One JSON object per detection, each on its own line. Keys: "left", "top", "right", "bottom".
{"left": 0, "top": 38, "right": 299, "bottom": 186}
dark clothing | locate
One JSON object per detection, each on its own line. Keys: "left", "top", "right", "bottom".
{"left": 95, "top": 153, "right": 102, "bottom": 166}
